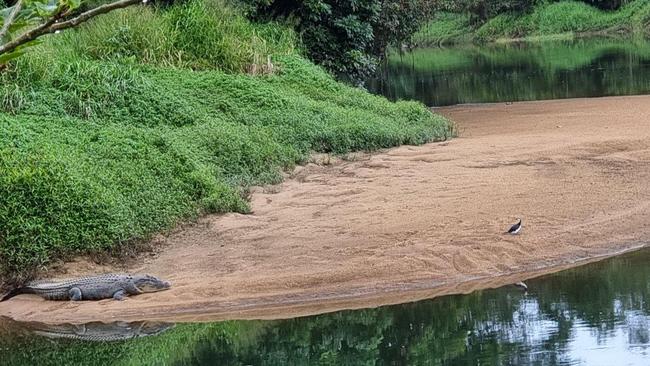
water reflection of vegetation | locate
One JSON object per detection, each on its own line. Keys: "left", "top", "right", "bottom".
{"left": 3, "top": 249, "right": 650, "bottom": 365}
{"left": 370, "top": 38, "right": 650, "bottom": 106}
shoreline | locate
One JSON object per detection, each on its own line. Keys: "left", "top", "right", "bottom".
{"left": 1, "top": 95, "right": 650, "bottom": 324}
{"left": 419, "top": 29, "right": 631, "bottom": 48}
{"left": 6, "top": 243, "right": 648, "bottom": 325}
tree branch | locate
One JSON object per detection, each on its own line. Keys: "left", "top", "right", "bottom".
{"left": 0, "top": 0, "right": 23, "bottom": 40}
{"left": 0, "top": 0, "right": 141, "bottom": 57}
{"left": 0, "top": 7, "right": 65, "bottom": 55}
{"left": 49, "top": 0, "right": 142, "bottom": 31}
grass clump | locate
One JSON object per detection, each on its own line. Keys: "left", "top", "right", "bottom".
{"left": 475, "top": 13, "right": 533, "bottom": 41}
{"left": 411, "top": 13, "right": 472, "bottom": 46}
{"left": 52, "top": 0, "right": 296, "bottom": 72}
{"left": 0, "top": 0, "right": 452, "bottom": 277}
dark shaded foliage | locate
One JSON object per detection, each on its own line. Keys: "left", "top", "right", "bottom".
{"left": 582, "top": 0, "right": 631, "bottom": 9}
{"left": 436, "top": 0, "right": 540, "bottom": 22}
{"left": 245, "top": 0, "right": 437, "bottom": 84}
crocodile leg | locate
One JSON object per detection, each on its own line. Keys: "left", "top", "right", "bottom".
{"left": 21, "top": 274, "right": 170, "bottom": 301}
{"left": 122, "top": 281, "right": 143, "bottom": 296}
{"left": 113, "top": 290, "right": 127, "bottom": 301}
{"left": 69, "top": 287, "right": 82, "bottom": 301}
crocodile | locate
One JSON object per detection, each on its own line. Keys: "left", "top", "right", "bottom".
{"left": 0, "top": 274, "right": 171, "bottom": 301}
{"left": 0, "top": 316, "right": 175, "bottom": 342}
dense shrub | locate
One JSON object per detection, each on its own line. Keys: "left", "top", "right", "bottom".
{"left": 47, "top": 0, "right": 296, "bottom": 72}
{"left": 245, "top": 0, "right": 437, "bottom": 84}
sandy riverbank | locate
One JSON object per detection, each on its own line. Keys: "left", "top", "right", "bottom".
{"left": 1, "top": 95, "right": 649, "bottom": 324}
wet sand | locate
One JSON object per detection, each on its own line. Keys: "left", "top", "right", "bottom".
{"left": 1, "top": 95, "right": 649, "bottom": 324}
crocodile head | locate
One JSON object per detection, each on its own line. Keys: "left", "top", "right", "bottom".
{"left": 132, "top": 275, "right": 171, "bottom": 293}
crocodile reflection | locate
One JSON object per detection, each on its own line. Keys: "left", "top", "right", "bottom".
{"left": 0, "top": 316, "right": 175, "bottom": 342}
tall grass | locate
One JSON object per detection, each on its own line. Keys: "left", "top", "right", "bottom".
{"left": 0, "top": 0, "right": 452, "bottom": 277}
{"left": 46, "top": 0, "right": 296, "bottom": 72}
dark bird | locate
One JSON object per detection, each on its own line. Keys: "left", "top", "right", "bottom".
{"left": 507, "top": 218, "right": 522, "bottom": 235}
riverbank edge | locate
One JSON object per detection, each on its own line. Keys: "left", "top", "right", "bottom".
{"left": 2, "top": 242, "right": 647, "bottom": 325}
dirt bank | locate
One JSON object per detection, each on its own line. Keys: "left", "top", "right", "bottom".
{"left": 2, "top": 96, "right": 649, "bottom": 324}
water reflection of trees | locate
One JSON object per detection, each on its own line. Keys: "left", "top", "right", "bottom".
{"left": 202, "top": 249, "right": 650, "bottom": 365}
{"left": 3, "top": 250, "right": 650, "bottom": 365}
{"left": 367, "top": 39, "right": 650, "bottom": 106}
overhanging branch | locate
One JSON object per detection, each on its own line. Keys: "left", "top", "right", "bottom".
{"left": 0, "top": 0, "right": 24, "bottom": 40}
{"left": 50, "top": 0, "right": 142, "bottom": 31}
{"left": 0, "top": 0, "right": 142, "bottom": 57}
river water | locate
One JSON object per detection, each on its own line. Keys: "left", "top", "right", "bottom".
{"left": 2, "top": 248, "right": 650, "bottom": 365}
{"left": 367, "top": 38, "right": 650, "bottom": 106}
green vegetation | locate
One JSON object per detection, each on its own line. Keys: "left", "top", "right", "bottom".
{"left": 415, "top": 0, "right": 650, "bottom": 44}
{"left": 0, "top": 0, "right": 147, "bottom": 63}
{"left": 43, "top": 2, "right": 297, "bottom": 72}
{"left": 0, "top": 0, "right": 452, "bottom": 277}
{"left": 411, "top": 12, "right": 472, "bottom": 46}
{"left": 477, "top": 0, "right": 650, "bottom": 41}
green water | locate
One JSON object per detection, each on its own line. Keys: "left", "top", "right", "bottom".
{"left": 2, "top": 248, "right": 650, "bottom": 365}
{"left": 367, "top": 38, "right": 650, "bottom": 106}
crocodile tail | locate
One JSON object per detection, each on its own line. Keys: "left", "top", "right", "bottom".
{"left": 0, "top": 287, "right": 23, "bottom": 302}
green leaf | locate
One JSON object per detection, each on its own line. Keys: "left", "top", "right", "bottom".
{"left": 34, "top": 2, "right": 59, "bottom": 17}
{"left": 0, "top": 49, "right": 25, "bottom": 64}
{"left": 59, "top": 0, "right": 80, "bottom": 10}
{"left": 0, "top": 38, "right": 43, "bottom": 63}
{"left": 68, "top": 0, "right": 81, "bottom": 10}
{"left": 1, "top": 6, "right": 13, "bottom": 20}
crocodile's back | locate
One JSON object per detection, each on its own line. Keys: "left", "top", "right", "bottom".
{"left": 23, "top": 274, "right": 134, "bottom": 301}
{"left": 27, "top": 274, "right": 132, "bottom": 288}
{"left": 2, "top": 273, "right": 169, "bottom": 301}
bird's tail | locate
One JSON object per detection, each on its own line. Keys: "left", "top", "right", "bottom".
{"left": 0, "top": 286, "right": 23, "bottom": 302}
